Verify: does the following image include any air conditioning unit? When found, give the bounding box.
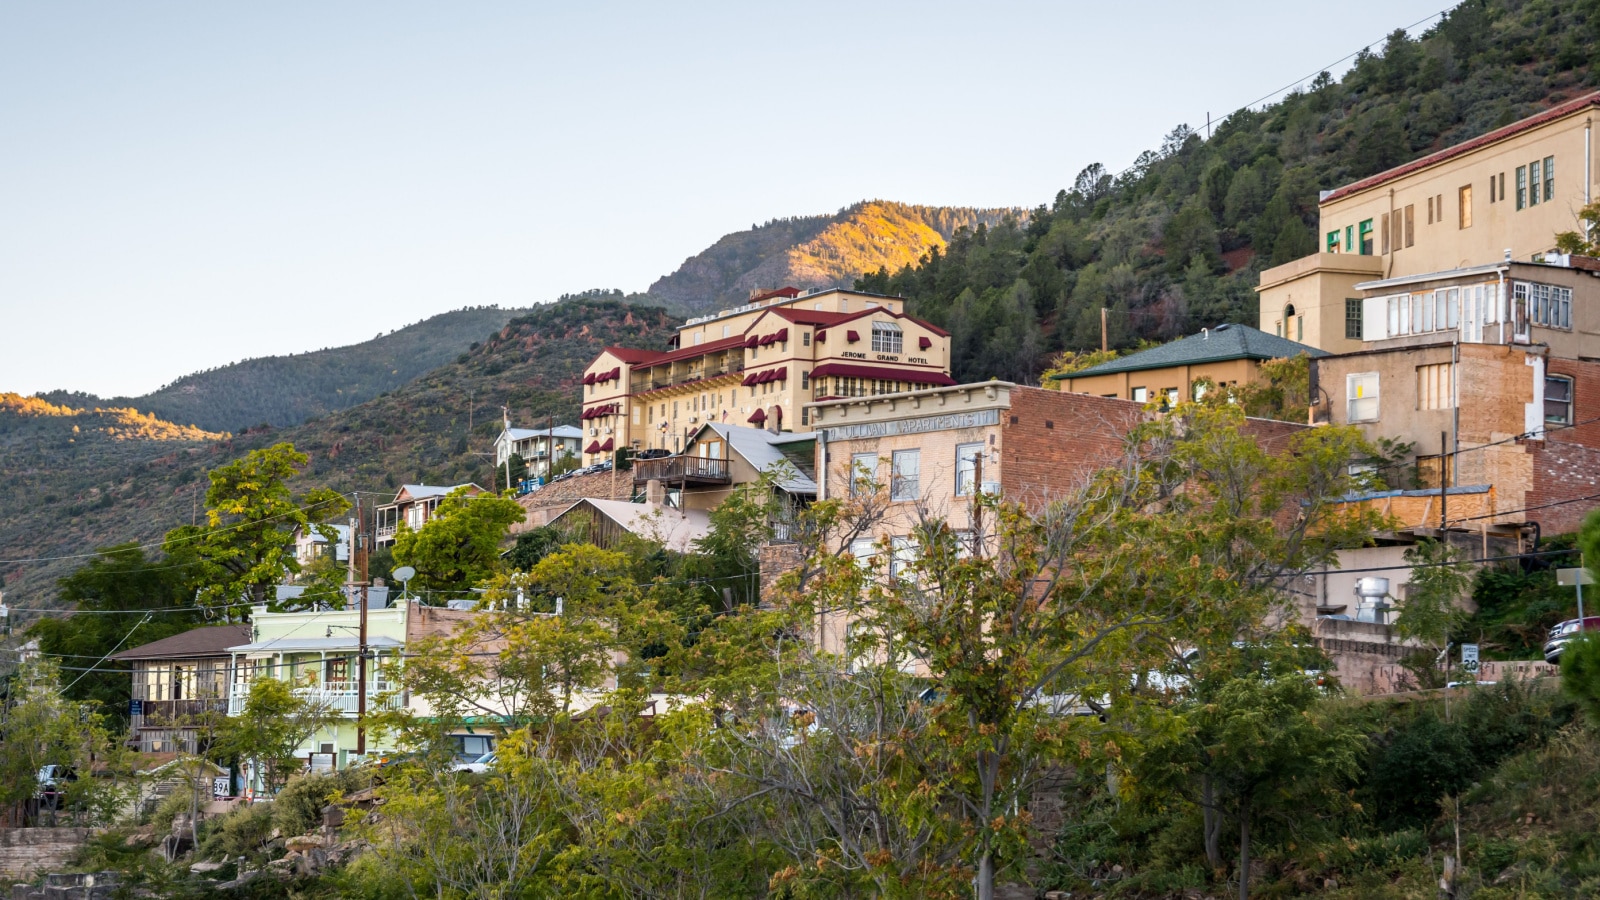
[604,427,614,435]
[980,481,1001,496]
[590,427,598,436]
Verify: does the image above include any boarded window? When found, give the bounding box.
[1458,185,1472,228]
[1417,363,1454,410]
[1404,205,1414,246]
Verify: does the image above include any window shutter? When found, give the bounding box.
[1363,296,1389,341]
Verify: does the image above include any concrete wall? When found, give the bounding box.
[0,829,96,881]
[1257,253,1385,355]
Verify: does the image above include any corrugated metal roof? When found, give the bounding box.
[697,423,819,494]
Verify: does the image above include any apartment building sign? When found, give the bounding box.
[822,408,1000,442]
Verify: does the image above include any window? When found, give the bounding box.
[1359,219,1374,254]
[722,325,730,338]
[1417,363,1454,410]
[1346,298,1363,339]
[1404,204,1414,246]
[633,407,640,425]
[849,537,876,567]
[1499,172,1506,202]
[1345,224,1354,254]
[1544,155,1555,202]
[693,331,703,345]
[1132,386,1148,403]
[1436,193,1443,219]
[850,453,877,496]
[1347,372,1379,422]
[1427,196,1434,224]
[890,449,920,501]
[955,442,984,496]
[871,321,903,354]
[802,331,811,347]
[1529,159,1542,206]
[1546,375,1574,425]
[1192,381,1208,400]
[801,371,810,389]
[1164,388,1181,408]
[1296,316,1303,341]
[1516,281,1573,329]
[1381,214,1390,254]
[1516,166,1527,209]
[890,536,916,580]
[1458,185,1472,228]
[1327,230,1340,253]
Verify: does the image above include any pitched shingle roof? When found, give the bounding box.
[111,624,252,661]
[1054,325,1325,379]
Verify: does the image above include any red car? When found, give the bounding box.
[1543,616,1600,663]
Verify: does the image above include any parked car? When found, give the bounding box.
[451,751,497,774]
[36,764,76,809]
[1543,615,1600,663]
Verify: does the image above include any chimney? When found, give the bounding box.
[646,479,665,506]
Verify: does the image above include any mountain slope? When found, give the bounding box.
[38,306,523,433]
[857,0,1600,386]
[0,299,677,609]
[649,200,1017,313]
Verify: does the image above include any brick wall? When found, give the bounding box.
[999,388,1147,505]
[0,828,96,880]
[1529,357,1600,535]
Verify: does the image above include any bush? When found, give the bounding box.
[1364,711,1476,828]
[272,768,369,837]
[197,802,275,864]
[1562,633,1600,726]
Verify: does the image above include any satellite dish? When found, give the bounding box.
[393,566,417,599]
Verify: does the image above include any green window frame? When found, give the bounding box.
[1544,155,1555,202]
[1516,166,1527,209]
[1345,225,1354,255]
[1358,219,1374,255]
[1529,160,1542,206]
[1327,230,1340,252]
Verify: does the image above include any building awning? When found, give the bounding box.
[741,372,758,386]
[846,330,860,343]
[585,441,601,453]
[747,409,767,424]
[809,363,957,385]
[599,438,614,452]
[918,336,933,350]
[815,330,826,343]
[227,636,405,655]
[759,333,775,346]
[777,327,789,342]
[581,408,594,419]
[745,335,760,348]
[583,372,597,385]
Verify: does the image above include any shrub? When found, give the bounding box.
[1562,633,1600,726]
[271,768,368,837]
[196,802,275,863]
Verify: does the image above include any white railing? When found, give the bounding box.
[375,524,397,540]
[228,681,403,716]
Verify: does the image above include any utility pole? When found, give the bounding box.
[502,406,513,493]
[1100,308,1108,353]
[1439,431,1448,534]
[547,413,554,483]
[356,495,369,757]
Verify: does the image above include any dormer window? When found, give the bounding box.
[871,321,903,354]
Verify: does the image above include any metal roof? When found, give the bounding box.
[227,635,406,654]
[1056,325,1326,379]
[695,423,819,494]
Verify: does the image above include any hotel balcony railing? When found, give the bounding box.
[633,363,747,393]
[633,455,732,485]
[228,680,404,717]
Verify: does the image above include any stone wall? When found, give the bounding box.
[0,829,96,881]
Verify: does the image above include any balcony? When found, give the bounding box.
[633,455,732,486]
[228,680,404,717]
[375,524,397,541]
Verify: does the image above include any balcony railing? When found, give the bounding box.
[375,524,397,541]
[633,455,732,485]
[228,680,403,717]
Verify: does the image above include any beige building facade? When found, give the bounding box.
[1261,91,1600,353]
[579,288,953,465]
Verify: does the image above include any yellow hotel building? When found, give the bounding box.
[1259,91,1600,354]
[579,287,953,464]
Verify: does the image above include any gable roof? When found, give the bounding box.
[392,483,481,503]
[598,346,667,365]
[551,499,712,552]
[1322,91,1600,203]
[689,423,819,494]
[1055,325,1326,379]
[111,624,252,661]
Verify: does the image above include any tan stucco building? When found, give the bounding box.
[579,288,953,465]
[1261,91,1600,354]
[1053,323,1324,402]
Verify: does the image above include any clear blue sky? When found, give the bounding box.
[0,1,1449,397]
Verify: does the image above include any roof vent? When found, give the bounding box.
[1214,323,1232,332]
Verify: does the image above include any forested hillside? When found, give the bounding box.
[650,200,1016,312]
[38,306,522,433]
[859,0,1600,384]
[0,299,676,609]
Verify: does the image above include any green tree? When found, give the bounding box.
[216,677,340,797]
[162,443,349,615]
[31,544,204,713]
[0,658,135,823]
[1395,539,1472,688]
[391,487,526,594]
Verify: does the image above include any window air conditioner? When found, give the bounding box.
[590,427,598,436]
[980,481,1001,496]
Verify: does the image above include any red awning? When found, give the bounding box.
[777,328,789,342]
[610,367,621,381]
[583,372,596,385]
[759,370,774,383]
[774,368,787,380]
[759,334,775,346]
[919,336,933,350]
[815,330,826,343]
[742,372,758,386]
[580,408,593,419]
[745,335,760,348]
[809,363,957,386]
[846,330,860,343]
[585,441,601,453]
[747,409,767,424]
[599,438,614,452]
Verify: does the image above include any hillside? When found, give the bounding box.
[0,299,677,609]
[858,0,1600,385]
[37,306,523,433]
[649,200,1017,313]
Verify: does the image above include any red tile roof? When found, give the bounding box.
[633,335,747,367]
[749,286,802,303]
[599,346,668,365]
[809,363,957,385]
[1322,91,1600,203]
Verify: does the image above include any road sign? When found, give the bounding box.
[1461,644,1480,672]
[1557,568,1595,587]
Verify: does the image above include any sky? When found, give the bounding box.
[0,1,1452,398]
